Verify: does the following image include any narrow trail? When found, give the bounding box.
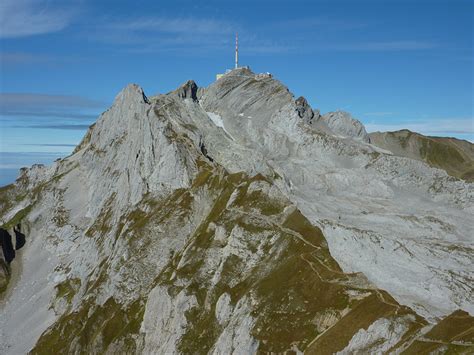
[374,289,401,310]
[416,337,474,347]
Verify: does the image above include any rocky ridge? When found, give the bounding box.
[0,68,473,354]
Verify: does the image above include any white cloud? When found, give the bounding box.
[0,0,77,38]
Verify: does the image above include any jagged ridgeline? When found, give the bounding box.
[0,68,473,354]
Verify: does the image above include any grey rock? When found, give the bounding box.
[174,80,198,101]
[0,67,473,355]
[295,96,316,124]
[319,110,371,142]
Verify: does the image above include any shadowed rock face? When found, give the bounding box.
[295,96,317,124]
[175,80,198,101]
[0,224,27,294]
[14,225,26,250]
[0,68,472,354]
[0,228,15,264]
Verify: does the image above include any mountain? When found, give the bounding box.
[1,68,473,354]
[370,130,474,182]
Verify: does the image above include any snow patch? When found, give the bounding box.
[207,112,234,140]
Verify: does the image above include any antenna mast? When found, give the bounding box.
[235,32,238,69]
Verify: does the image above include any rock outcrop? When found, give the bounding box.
[317,110,371,142]
[174,80,198,101]
[295,96,318,124]
[0,68,472,354]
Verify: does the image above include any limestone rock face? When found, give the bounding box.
[174,80,198,101]
[295,96,318,124]
[0,68,473,354]
[318,110,371,142]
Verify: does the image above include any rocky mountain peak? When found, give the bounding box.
[115,83,150,105]
[0,69,472,354]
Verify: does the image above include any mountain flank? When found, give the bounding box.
[370,129,474,181]
[0,68,473,354]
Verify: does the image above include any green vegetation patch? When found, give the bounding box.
[425,310,474,343]
[55,278,81,304]
[283,210,329,250]
[85,194,117,239]
[250,223,354,354]
[1,204,33,230]
[233,182,286,217]
[32,297,145,354]
[178,283,221,354]
[0,259,11,295]
[420,138,465,167]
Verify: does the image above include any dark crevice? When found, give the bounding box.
[199,138,214,163]
[0,228,15,264]
[177,80,199,102]
[14,224,26,250]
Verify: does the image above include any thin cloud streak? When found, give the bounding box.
[0,93,105,109]
[321,40,438,51]
[0,52,53,65]
[93,16,236,46]
[0,52,93,67]
[365,118,474,140]
[364,112,394,116]
[13,124,90,130]
[107,17,235,35]
[0,93,101,131]
[22,143,77,147]
[0,110,97,120]
[88,16,239,57]
[265,17,369,31]
[88,14,438,55]
[0,0,78,38]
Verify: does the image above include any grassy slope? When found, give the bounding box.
[369,130,474,181]
[1,161,472,353]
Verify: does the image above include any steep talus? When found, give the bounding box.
[0,68,473,354]
[370,129,474,182]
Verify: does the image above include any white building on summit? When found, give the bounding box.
[216,34,271,81]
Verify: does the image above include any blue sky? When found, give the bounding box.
[0,0,473,185]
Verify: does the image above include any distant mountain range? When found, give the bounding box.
[370,129,474,182]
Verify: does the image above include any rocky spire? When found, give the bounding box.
[174,80,198,101]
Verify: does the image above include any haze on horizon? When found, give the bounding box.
[0,0,472,186]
